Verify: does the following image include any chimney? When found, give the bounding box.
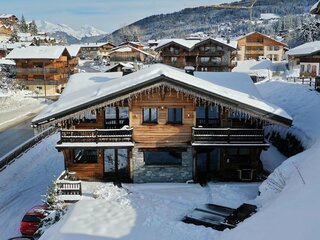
[184,66,195,76]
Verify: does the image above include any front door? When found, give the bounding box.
[104,148,130,182]
[196,148,220,183]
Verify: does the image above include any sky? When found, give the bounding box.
[1,0,235,33]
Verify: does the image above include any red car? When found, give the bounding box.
[20,205,47,236]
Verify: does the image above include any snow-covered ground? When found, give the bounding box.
[0,133,64,239]
[40,182,259,240]
[0,91,47,131]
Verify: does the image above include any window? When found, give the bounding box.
[196,106,220,127]
[228,110,246,121]
[301,65,305,73]
[168,107,182,124]
[307,64,311,73]
[142,107,158,123]
[200,46,216,53]
[82,110,97,123]
[211,57,222,65]
[73,149,98,164]
[199,57,210,64]
[144,150,182,165]
[170,46,179,55]
[171,57,177,65]
[226,148,251,164]
[105,107,129,128]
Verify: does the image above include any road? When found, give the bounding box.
[0,117,35,158]
[80,61,101,73]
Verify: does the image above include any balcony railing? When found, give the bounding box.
[192,127,265,144]
[16,68,68,74]
[60,128,133,143]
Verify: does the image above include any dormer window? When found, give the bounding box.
[170,46,180,55]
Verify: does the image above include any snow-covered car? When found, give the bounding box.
[20,205,47,236]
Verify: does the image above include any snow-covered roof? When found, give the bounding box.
[6,46,70,59]
[236,32,288,46]
[109,45,155,57]
[0,42,33,50]
[0,14,16,19]
[232,60,272,77]
[105,62,134,72]
[66,45,81,57]
[0,58,15,65]
[286,41,320,57]
[260,13,280,20]
[155,38,236,51]
[32,64,292,127]
[81,42,113,48]
[310,0,320,14]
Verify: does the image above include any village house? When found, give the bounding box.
[107,44,155,63]
[286,41,320,77]
[32,64,292,183]
[0,14,18,36]
[66,45,81,74]
[6,46,72,96]
[0,42,33,58]
[155,38,237,72]
[237,32,287,61]
[80,42,115,59]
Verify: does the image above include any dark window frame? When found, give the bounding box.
[143,150,182,166]
[73,148,98,164]
[142,107,158,124]
[225,147,251,165]
[167,107,183,124]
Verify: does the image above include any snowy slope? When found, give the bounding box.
[35,20,106,40]
[218,80,320,240]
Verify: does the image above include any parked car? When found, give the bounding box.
[20,204,47,236]
[8,237,35,240]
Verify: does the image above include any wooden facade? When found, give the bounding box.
[80,42,115,59]
[237,32,287,61]
[0,14,17,36]
[156,38,237,72]
[55,87,267,183]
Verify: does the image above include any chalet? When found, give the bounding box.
[32,64,292,183]
[118,41,145,49]
[66,45,81,74]
[155,38,237,72]
[104,62,134,73]
[286,41,320,77]
[310,1,320,15]
[80,42,115,59]
[107,45,155,63]
[0,42,33,58]
[6,46,72,95]
[237,32,287,61]
[0,14,17,36]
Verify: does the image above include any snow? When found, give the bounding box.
[217,80,320,240]
[33,64,292,127]
[0,42,33,50]
[0,14,15,18]
[260,145,287,173]
[0,58,15,65]
[310,1,320,14]
[260,13,280,20]
[6,46,68,59]
[66,45,81,57]
[286,41,320,56]
[35,20,106,40]
[0,133,64,239]
[0,92,47,131]
[40,182,259,240]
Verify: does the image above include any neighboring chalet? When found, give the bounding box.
[80,42,116,59]
[0,42,34,58]
[155,38,237,72]
[237,32,287,61]
[6,46,72,95]
[310,1,320,15]
[32,64,292,183]
[0,14,18,36]
[286,41,320,77]
[66,45,81,74]
[118,41,145,49]
[104,62,134,73]
[107,45,155,63]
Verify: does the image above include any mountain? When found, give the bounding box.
[35,20,107,44]
[101,0,318,43]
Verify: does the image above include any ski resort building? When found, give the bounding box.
[0,14,18,36]
[32,64,292,183]
[155,38,237,72]
[237,32,287,61]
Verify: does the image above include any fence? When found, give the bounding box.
[0,127,56,171]
[286,77,317,89]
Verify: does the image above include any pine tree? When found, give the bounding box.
[9,26,19,42]
[19,15,28,33]
[29,20,38,35]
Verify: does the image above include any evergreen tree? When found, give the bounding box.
[19,15,28,33]
[29,20,38,35]
[9,26,19,42]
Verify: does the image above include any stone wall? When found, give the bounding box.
[132,147,193,183]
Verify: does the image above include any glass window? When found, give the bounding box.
[226,148,251,164]
[228,110,246,120]
[168,108,182,124]
[171,57,177,65]
[73,148,98,164]
[170,47,179,55]
[211,57,222,64]
[200,57,210,64]
[196,106,220,127]
[142,108,158,123]
[144,151,182,165]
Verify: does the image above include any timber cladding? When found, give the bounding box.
[130,89,194,147]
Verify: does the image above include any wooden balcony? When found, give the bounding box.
[192,128,266,145]
[59,128,133,143]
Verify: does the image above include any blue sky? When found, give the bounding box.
[1,0,235,33]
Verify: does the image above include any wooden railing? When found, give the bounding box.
[192,128,265,143]
[60,128,133,143]
[56,180,82,196]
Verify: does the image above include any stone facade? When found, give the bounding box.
[132,147,193,183]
